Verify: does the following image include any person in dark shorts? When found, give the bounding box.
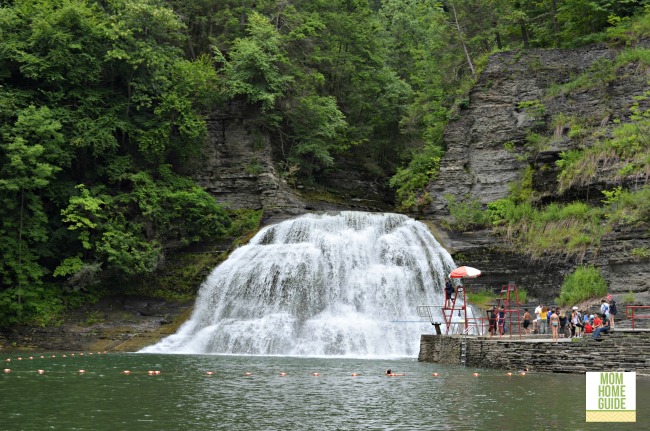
[445,278,454,308]
[522,309,531,335]
[488,306,497,336]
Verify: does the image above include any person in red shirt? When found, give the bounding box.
[593,315,602,328]
[584,322,593,334]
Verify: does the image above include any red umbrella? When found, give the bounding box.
[449,266,481,279]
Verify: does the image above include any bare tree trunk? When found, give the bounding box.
[550,0,559,43]
[451,2,475,78]
[520,20,530,49]
[18,187,24,303]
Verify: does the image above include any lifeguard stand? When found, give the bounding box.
[494,281,521,338]
[442,284,468,335]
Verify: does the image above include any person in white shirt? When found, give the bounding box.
[600,299,610,321]
[534,304,542,334]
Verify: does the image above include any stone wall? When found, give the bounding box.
[419,330,650,374]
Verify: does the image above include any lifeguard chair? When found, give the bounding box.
[442,283,468,335]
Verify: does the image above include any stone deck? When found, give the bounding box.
[418,329,650,374]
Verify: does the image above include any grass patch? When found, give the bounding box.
[467,289,498,308]
[557,266,608,306]
[622,290,636,305]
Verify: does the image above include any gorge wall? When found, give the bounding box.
[424,46,650,303]
[192,46,650,304]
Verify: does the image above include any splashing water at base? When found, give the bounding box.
[141,211,466,357]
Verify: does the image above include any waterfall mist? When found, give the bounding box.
[141,212,459,357]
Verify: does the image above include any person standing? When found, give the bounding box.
[498,305,507,335]
[571,308,582,338]
[523,309,532,335]
[445,278,454,308]
[550,310,560,342]
[600,299,610,322]
[539,306,549,335]
[534,303,542,334]
[609,296,617,329]
[488,306,497,337]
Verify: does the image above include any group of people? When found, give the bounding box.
[487,297,617,343]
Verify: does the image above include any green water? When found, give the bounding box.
[1,353,648,431]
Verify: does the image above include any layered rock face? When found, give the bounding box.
[426,46,635,213]
[425,46,650,302]
[184,100,306,223]
[187,100,392,224]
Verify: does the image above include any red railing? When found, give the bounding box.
[626,305,650,329]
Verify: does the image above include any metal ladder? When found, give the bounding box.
[460,328,468,366]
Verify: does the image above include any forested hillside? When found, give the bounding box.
[1,0,648,326]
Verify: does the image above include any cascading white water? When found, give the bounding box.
[141,211,462,357]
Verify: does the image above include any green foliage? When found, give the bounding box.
[225,209,263,239]
[0,0,233,325]
[215,12,292,112]
[390,143,444,211]
[622,290,636,304]
[558,266,608,306]
[490,197,607,260]
[631,246,650,259]
[509,166,533,203]
[555,87,650,193]
[604,186,650,227]
[518,99,546,126]
[285,95,349,172]
[517,288,528,304]
[444,194,488,231]
[466,289,498,308]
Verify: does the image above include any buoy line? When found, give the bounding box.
[2,353,528,379]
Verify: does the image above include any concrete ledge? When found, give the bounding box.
[418,330,650,373]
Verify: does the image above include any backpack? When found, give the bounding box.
[610,300,617,315]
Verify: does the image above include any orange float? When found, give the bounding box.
[431,373,439,377]
[3,369,10,373]
[205,371,215,376]
[244,372,252,376]
[121,370,131,375]
[311,372,320,376]
[279,372,287,377]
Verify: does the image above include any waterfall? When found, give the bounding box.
[141,211,461,357]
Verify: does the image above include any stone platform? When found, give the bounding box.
[418,329,650,374]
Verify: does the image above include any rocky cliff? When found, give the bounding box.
[425,46,650,302]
